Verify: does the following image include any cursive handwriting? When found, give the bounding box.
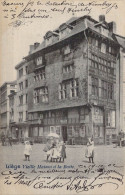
[1,0,119,27]
[1,165,123,193]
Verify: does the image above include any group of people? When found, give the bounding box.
[1,133,12,146]
[43,139,66,162]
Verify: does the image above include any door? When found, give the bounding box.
[62,126,67,142]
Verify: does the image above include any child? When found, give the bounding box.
[85,138,94,163]
[24,141,32,161]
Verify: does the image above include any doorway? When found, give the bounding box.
[62,126,67,142]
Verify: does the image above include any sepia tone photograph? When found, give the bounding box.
[0,0,125,194]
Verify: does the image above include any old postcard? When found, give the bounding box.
[0,0,125,194]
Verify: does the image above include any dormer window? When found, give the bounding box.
[59,23,73,39]
[36,56,42,66]
[44,31,59,46]
[64,45,71,55]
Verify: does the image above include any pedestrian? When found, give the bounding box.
[24,141,32,161]
[85,137,94,163]
[8,136,12,146]
[1,133,5,146]
[59,141,66,162]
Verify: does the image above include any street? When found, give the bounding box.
[0,144,124,195]
[0,143,124,169]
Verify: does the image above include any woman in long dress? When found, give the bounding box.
[85,138,94,163]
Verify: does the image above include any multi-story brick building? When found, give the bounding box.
[0,81,17,136]
[24,15,121,144]
[14,60,29,139]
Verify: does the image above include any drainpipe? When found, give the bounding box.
[84,26,94,137]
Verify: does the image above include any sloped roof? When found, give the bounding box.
[114,34,125,48]
[25,16,116,59]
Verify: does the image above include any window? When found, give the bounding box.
[19,82,23,90]
[80,125,86,137]
[25,80,28,88]
[19,68,23,78]
[80,107,89,120]
[94,126,100,137]
[34,90,39,104]
[19,112,23,122]
[63,64,74,73]
[108,83,114,99]
[91,77,98,96]
[34,68,45,81]
[92,38,98,47]
[26,111,28,120]
[106,110,116,127]
[25,94,28,103]
[40,87,48,102]
[101,43,106,53]
[34,87,48,103]
[64,45,70,55]
[59,83,67,100]
[25,66,28,74]
[101,80,107,98]
[19,95,23,105]
[69,79,79,98]
[36,56,42,66]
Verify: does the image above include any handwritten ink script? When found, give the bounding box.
[1,0,118,27]
[1,164,124,193]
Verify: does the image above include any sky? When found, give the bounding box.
[1,0,125,86]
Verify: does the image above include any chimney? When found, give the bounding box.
[108,22,116,34]
[29,45,34,54]
[99,15,105,23]
[34,42,40,49]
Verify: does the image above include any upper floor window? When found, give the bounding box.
[91,77,98,96]
[64,45,71,55]
[34,87,48,104]
[19,82,23,90]
[69,79,79,98]
[63,64,74,73]
[19,68,23,78]
[107,83,114,99]
[25,66,28,74]
[101,43,106,54]
[34,67,45,82]
[25,80,28,88]
[60,28,71,39]
[19,112,23,122]
[19,95,23,105]
[36,56,42,66]
[59,83,67,100]
[25,94,28,104]
[101,80,107,98]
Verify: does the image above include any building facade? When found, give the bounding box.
[24,15,120,144]
[14,60,29,140]
[0,81,17,136]
[115,34,125,133]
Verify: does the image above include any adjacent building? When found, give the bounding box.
[0,81,17,136]
[14,60,29,140]
[24,15,120,144]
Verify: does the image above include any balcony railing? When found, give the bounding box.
[28,117,89,125]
